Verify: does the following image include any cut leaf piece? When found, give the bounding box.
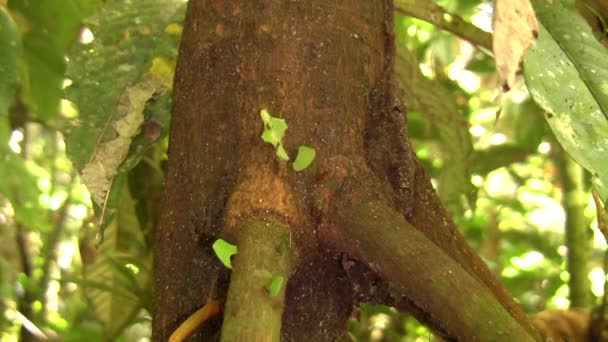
[292,145,315,171]
[268,275,284,297]
[212,239,237,269]
[260,108,272,125]
[276,145,290,161]
[260,109,288,147]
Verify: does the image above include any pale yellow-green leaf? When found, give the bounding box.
[276,145,290,161]
[149,57,176,89]
[292,145,315,171]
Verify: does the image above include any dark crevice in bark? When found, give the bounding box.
[281,248,356,341]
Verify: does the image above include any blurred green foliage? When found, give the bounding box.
[0,0,607,340]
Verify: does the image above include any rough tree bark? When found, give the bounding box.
[154,0,539,340]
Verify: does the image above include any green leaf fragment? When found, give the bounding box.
[269,118,288,140]
[260,110,288,147]
[268,275,284,297]
[260,108,272,125]
[261,123,287,147]
[292,145,316,171]
[212,239,237,269]
[276,145,290,161]
[260,108,291,160]
[261,130,277,146]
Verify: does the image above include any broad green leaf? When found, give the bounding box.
[21,33,65,120]
[212,239,237,269]
[65,0,184,171]
[268,275,284,297]
[524,0,608,196]
[9,0,86,48]
[292,145,316,171]
[0,9,20,116]
[7,0,92,120]
[0,116,10,154]
[81,179,152,340]
[64,0,185,232]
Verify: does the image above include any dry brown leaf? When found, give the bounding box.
[531,309,590,341]
[82,74,164,205]
[493,0,538,91]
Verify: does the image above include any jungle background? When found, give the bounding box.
[1,0,608,340]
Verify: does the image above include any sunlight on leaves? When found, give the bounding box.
[510,251,544,271]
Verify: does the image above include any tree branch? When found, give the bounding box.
[330,185,538,341]
[394,0,493,50]
[220,220,293,341]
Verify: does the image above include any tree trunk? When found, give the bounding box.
[154,0,539,340]
[553,144,591,308]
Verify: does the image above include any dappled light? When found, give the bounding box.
[2,0,608,340]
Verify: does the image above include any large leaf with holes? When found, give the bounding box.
[64,0,184,232]
[524,0,608,196]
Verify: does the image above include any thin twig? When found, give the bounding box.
[394,0,493,50]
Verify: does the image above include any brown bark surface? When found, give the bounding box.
[154,0,536,340]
